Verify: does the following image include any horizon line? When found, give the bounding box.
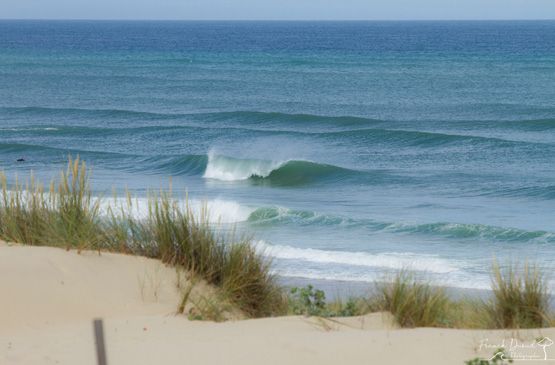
[1,18,555,22]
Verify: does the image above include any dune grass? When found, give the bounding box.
[0,172,46,246]
[0,156,285,318]
[52,158,103,253]
[290,264,552,330]
[477,258,552,329]
[367,259,553,329]
[0,158,103,252]
[372,270,450,328]
[131,188,285,317]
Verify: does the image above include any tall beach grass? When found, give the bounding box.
[367,260,553,329]
[0,160,103,252]
[373,269,450,327]
[0,157,285,317]
[478,258,552,329]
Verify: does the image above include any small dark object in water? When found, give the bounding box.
[14,158,25,162]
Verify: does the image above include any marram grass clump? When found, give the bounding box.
[373,269,450,328]
[52,157,103,253]
[131,189,285,317]
[477,258,552,329]
[0,156,285,318]
[0,157,102,252]
[0,171,47,246]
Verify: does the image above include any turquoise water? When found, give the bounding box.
[1,20,555,289]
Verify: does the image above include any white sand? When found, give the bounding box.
[1,242,554,364]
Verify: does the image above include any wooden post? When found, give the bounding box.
[93,319,107,365]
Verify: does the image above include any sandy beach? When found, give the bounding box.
[1,242,554,364]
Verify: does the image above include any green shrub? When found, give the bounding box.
[288,285,330,316]
[465,347,513,365]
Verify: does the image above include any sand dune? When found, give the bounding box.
[1,242,554,364]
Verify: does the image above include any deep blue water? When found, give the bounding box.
[1,20,555,289]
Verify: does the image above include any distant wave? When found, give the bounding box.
[391,222,555,243]
[3,107,555,146]
[504,118,555,131]
[484,185,555,200]
[248,206,359,227]
[4,106,554,130]
[248,205,555,243]
[322,127,555,148]
[1,106,381,127]
[0,142,76,155]
[202,153,357,185]
[0,142,127,161]
[195,110,385,130]
[1,122,551,152]
[1,106,176,120]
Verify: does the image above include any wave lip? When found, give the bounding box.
[202,153,357,186]
[203,153,283,181]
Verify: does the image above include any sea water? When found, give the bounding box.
[1,20,555,290]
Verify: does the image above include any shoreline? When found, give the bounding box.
[278,276,493,301]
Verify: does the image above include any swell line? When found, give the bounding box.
[248,206,555,243]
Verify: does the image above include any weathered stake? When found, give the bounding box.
[93,318,107,365]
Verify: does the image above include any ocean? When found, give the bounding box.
[1,20,555,291]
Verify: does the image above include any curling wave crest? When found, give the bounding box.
[202,153,356,185]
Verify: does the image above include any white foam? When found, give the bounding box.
[1,127,58,131]
[252,241,502,290]
[188,199,254,223]
[100,197,254,224]
[255,240,462,274]
[274,269,492,290]
[202,152,285,181]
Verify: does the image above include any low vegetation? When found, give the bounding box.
[287,284,371,317]
[0,156,553,328]
[465,348,514,365]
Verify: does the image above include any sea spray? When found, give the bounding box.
[203,153,283,181]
